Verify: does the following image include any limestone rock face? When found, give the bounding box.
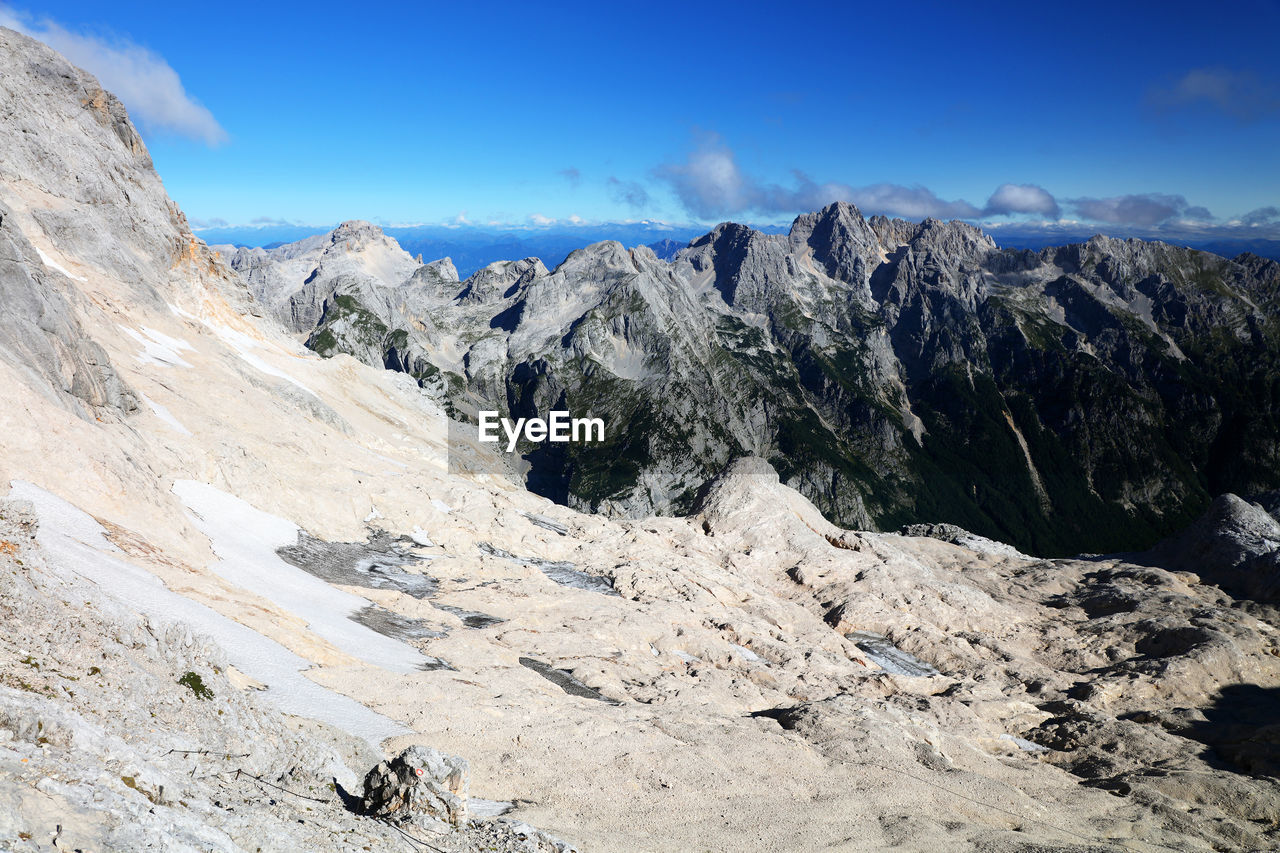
[1141,493,1280,603]
[0,26,253,422]
[361,745,470,828]
[0,27,249,312]
[0,202,138,418]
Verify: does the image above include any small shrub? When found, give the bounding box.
[177,671,213,700]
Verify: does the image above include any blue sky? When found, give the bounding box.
[2,0,1278,241]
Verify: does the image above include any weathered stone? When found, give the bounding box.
[360,745,470,828]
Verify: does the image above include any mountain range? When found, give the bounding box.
[222,210,1280,556]
[201,221,734,278]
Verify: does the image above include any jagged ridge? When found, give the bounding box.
[228,205,1280,556]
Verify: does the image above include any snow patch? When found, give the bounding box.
[848,631,940,677]
[202,321,317,396]
[8,481,407,745]
[140,395,191,435]
[173,481,430,675]
[34,245,87,282]
[120,326,194,368]
[1000,734,1049,753]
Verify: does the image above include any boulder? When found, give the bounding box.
[1141,493,1280,603]
[360,745,469,828]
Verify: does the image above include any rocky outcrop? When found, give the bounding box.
[0,203,137,418]
[1138,493,1280,604]
[0,26,253,421]
[0,27,249,310]
[360,745,470,828]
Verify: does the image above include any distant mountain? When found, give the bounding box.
[197,221,749,278]
[198,220,1280,276]
[646,238,688,260]
[987,223,1280,263]
[222,207,1280,556]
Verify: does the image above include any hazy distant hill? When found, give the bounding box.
[198,221,742,277]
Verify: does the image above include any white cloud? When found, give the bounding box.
[0,5,227,145]
[655,134,982,220]
[984,183,1060,218]
[842,182,980,220]
[1240,206,1280,226]
[655,135,758,219]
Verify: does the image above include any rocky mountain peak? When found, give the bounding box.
[909,216,997,259]
[458,257,546,303]
[688,220,755,253]
[422,256,460,283]
[0,26,208,296]
[322,221,412,264]
[330,220,386,244]
[790,201,886,287]
[556,240,633,274]
[867,214,920,248]
[789,201,867,238]
[0,26,257,420]
[0,27,153,185]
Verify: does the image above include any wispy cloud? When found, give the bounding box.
[1240,206,1280,226]
[0,4,227,145]
[651,136,1249,239]
[558,167,581,188]
[1149,67,1280,122]
[654,134,983,220]
[1067,193,1212,227]
[607,176,650,209]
